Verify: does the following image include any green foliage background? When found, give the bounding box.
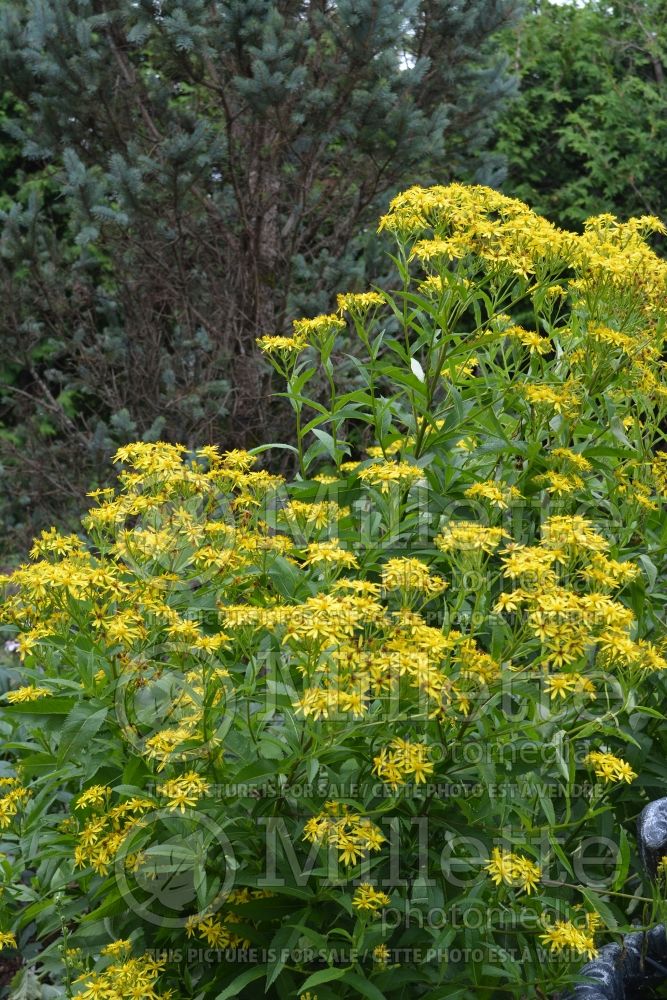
[495,0,667,228]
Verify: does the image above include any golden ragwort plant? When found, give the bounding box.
[1,183,667,998]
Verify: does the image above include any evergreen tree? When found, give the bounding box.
[0,0,518,546]
[496,0,667,228]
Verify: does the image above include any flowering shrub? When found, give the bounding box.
[1,184,667,998]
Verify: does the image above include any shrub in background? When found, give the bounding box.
[496,0,667,229]
[0,185,666,998]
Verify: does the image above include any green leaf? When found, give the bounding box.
[580,888,619,930]
[57,705,107,764]
[6,697,76,716]
[612,827,630,892]
[266,923,303,988]
[299,967,348,991]
[214,965,268,999]
[341,971,388,999]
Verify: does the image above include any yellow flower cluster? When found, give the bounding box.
[0,932,16,950]
[651,453,667,496]
[505,325,551,355]
[381,558,446,596]
[378,185,667,337]
[539,918,598,960]
[465,480,522,510]
[484,848,542,895]
[550,448,591,473]
[280,500,346,529]
[373,944,391,967]
[366,439,404,458]
[380,183,570,278]
[544,673,595,701]
[257,333,307,355]
[435,522,504,555]
[157,771,210,812]
[583,751,637,784]
[441,355,479,380]
[184,889,273,950]
[574,213,667,323]
[535,471,584,496]
[139,666,229,770]
[337,291,385,315]
[372,739,434,788]
[588,324,638,355]
[290,604,499,723]
[494,516,652,670]
[352,883,392,914]
[5,684,50,703]
[74,794,154,875]
[303,802,385,866]
[301,540,359,569]
[293,313,346,340]
[186,915,239,949]
[74,952,169,1000]
[0,779,30,829]
[357,461,425,493]
[3,181,667,996]
[521,381,581,417]
[75,785,112,810]
[30,526,85,560]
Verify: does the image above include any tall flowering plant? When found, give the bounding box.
[1,185,666,999]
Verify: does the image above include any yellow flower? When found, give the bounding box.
[352,883,392,914]
[455,435,478,451]
[257,333,307,355]
[373,740,434,789]
[0,784,30,829]
[74,952,169,999]
[196,915,231,948]
[465,481,522,510]
[157,772,211,812]
[493,591,525,613]
[381,558,447,596]
[301,541,358,569]
[441,355,479,379]
[539,919,597,960]
[505,325,551,355]
[5,685,51,703]
[584,751,636,784]
[521,381,581,417]
[292,314,346,340]
[550,448,592,472]
[541,515,608,554]
[436,522,504,555]
[100,939,132,957]
[281,500,343,529]
[357,461,425,493]
[373,944,391,967]
[545,673,595,701]
[536,471,584,496]
[484,847,541,894]
[337,291,385,315]
[75,785,112,810]
[302,803,385,867]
